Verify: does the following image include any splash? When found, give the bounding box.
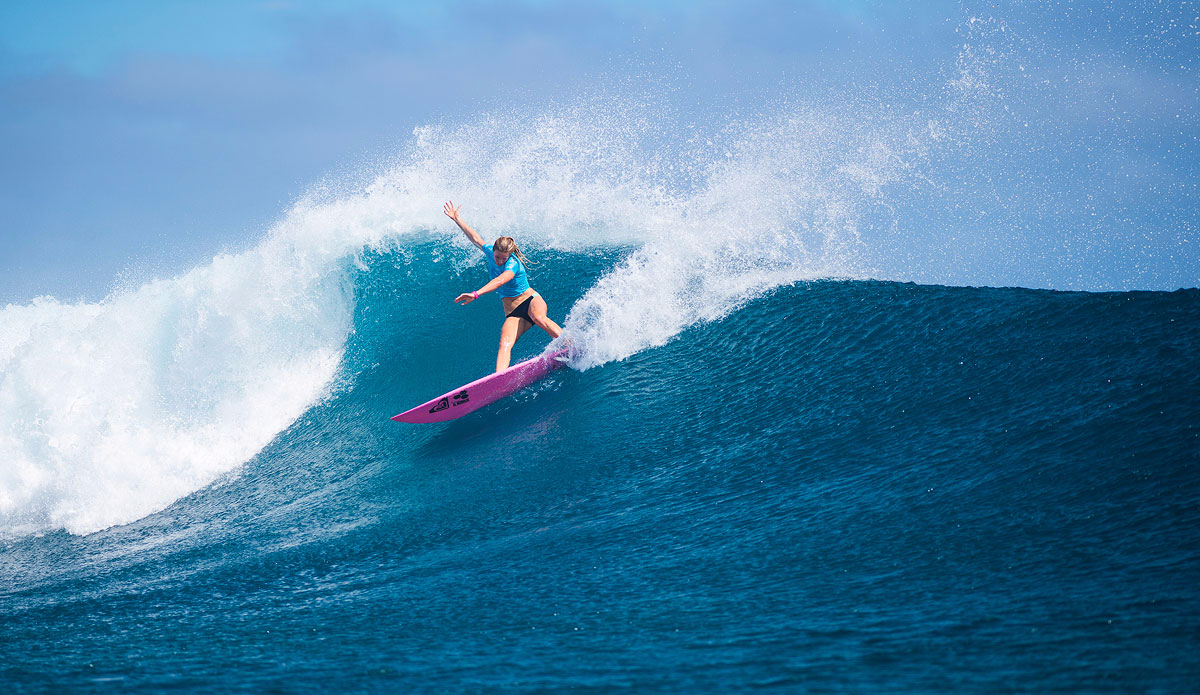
[0,236,355,537]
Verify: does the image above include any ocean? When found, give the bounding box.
[2,233,1197,691]
[2,76,1198,692]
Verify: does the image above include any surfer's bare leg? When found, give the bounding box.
[528,296,562,339]
[496,317,523,371]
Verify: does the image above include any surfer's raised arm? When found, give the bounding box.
[443,201,484,250]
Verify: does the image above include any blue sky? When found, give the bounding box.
[1,1,1196,299]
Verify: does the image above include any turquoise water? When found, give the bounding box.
[2,239,1197,692]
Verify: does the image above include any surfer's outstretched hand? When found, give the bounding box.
[443,201,462,222]
[454,292,476,305]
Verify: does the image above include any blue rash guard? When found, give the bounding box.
[481,244,531,298]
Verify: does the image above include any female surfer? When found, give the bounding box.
[444,201,564,371]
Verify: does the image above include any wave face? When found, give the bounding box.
[2,242,1198,691]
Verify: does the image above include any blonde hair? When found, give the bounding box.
[493,236,535,267]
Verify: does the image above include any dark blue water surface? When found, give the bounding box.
[3,246,1198,693]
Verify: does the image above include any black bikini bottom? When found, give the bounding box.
[506,295,535,322]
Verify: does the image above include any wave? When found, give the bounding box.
[2,18,1194,537]
[0,97,926,536]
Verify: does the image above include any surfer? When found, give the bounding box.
[444,201,564,371]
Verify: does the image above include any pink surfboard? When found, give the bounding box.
[391,348,569,423]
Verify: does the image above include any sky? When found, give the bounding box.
[0,0,1196,300]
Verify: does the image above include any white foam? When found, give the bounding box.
[0,234,357,536]
[559,109,916,367]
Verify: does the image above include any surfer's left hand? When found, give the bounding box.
[454,292,476,305]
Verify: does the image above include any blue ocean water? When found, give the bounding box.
[2,236,1198,691]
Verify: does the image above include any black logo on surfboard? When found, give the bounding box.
[428,391,469,414]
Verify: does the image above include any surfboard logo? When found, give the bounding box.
[425,392,468,414]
